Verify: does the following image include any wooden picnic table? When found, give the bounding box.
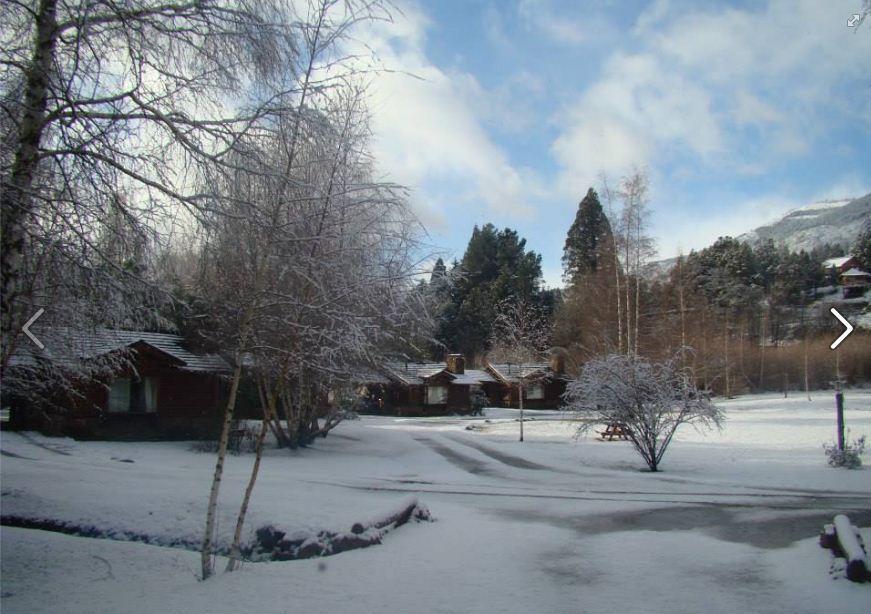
[599,423,629,441]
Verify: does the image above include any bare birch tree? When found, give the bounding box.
[617,169,654,357]
[489,297,550,442]
[1,0,335,372]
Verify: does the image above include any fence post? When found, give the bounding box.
[836,390,845,451]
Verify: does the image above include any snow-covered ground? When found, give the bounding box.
[2,391,871,613]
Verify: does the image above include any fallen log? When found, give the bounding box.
[819,523,836,550]
[832,514,869,582]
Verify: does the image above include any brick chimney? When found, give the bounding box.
[446,353,465,375]
[549,352,565,375]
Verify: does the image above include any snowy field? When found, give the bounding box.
[2,390,871,613]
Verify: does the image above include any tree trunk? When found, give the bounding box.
[633,212,641,357]
[1,0,59,374]
[614,250,623,354]
[701,310,709,391]
[201,353,245,580]
[519,378,524,442]
[724,316,731,399]
[804,334,811,401]
[623,214,632,357]
[759,310,766,391]
[677,259,686,368]
[625,275,632,357]
[226,418,269,572]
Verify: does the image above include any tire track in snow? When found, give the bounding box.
[14,432,73,456]
[498,505,871,550]
[0,449,36,460]
[306,479,871,511]
[412,436,505,478]
[445,435,554,471]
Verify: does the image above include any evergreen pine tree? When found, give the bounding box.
[853,219,871,270]
[430,257,447,282]
[436,224,544,361]
[562,188,613,286]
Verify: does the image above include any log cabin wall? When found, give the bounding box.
[8,344,227,440]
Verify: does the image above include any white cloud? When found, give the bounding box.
[653,195,799,259]
[550,0,871,205]
[731,91,782,126]
[552,116,651,198]
[551,51,721,198]
[518,0,615,47]
[348,4,536,222]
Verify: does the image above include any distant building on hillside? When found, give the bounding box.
[823,255,859,274]
[840,268,871,299]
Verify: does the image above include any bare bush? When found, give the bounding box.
[564,353,724,471]
[824,434,866,469]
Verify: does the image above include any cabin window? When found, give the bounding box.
[525,384,544,400]
[108,377,157,413]
[426,385,448,405]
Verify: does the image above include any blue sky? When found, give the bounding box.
[354,0,871,287]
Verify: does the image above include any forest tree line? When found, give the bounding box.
[419,175,871,395]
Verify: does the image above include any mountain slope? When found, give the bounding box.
[737,193,870,252]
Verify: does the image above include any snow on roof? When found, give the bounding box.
[384,362,447,385]
[382,363,495,386]
[10,328,230,373]
[824,256,854,268]
[350,367,391,385]
[449,369,497,385]
[841,268,870,277]
[486,362,551,384]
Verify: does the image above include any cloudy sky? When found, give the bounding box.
[356,0,871,287]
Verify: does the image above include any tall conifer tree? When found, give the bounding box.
[562,188,613,286]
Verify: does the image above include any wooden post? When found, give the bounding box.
[519,377,524,443]
[836,390,845,451]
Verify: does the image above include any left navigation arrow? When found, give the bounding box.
[22,308,45,349]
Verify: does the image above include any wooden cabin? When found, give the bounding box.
[357,352,569,415]
[841,268,871,299]
[483,353,568,409]
[824,256,860,275]
[6,329,230,439]
[361,354,496,416]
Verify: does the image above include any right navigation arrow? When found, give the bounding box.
[830,308,853,350]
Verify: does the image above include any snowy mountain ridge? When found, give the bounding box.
[737,193,870,252]
[648,193,870,277]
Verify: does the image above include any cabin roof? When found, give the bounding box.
[841,268,870,277]
[382,362,496,386]
[824,256,855,268]
[10,327,230,373]
[485,362,551,384]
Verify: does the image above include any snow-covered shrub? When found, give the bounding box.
[824,435,866,469]
[469,387,489,416]
[191,422,259,455]
[563,353,724,472]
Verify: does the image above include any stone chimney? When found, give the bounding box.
[549,351,565,375]
[446,353,465,375]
